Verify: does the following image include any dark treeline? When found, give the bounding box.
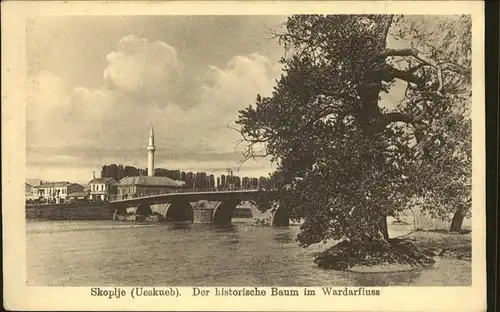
[100,164,283,191]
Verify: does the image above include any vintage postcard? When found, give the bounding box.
[2,1,486,311]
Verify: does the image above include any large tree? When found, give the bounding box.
[235,15,471,250]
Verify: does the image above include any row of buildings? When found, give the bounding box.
[26,124,185,203]
[26,175,184,203]
[25,181,87,203]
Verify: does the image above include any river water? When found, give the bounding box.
[26,219,470,286]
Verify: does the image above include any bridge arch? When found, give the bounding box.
[135,202,153,216]
[165,200,193,222]
[149,203,170,217]
[113,204,127,215]
[109,189,285,225]
[213,199,241,225]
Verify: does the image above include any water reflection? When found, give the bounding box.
[216,231,240,247]
[165,221,192,231]
[211,223,237,233]
[26,220,470,287]
[273,229,294,244]
[350,269,424,286]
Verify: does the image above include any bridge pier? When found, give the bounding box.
[193,201,215,224]
[113,202,157,221]
[271,203,290,226]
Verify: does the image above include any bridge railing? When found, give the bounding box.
[109,187,273,202]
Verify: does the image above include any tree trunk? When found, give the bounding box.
[449,206,465,232]
[379,216,389,241]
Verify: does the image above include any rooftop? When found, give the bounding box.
[88,177,119,185]
[34,181,81,188]
[67,191,88,197]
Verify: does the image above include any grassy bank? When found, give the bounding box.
[315,230,471,272]
[400,230,471,261]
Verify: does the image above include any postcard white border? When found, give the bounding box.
[2,1,486,311]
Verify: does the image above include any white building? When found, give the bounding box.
[87,177,119,201]
[32,181,84,203]
[25,183,38,201]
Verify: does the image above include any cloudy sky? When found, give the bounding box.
[26,16,289,183]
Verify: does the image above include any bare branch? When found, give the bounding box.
[378,48,470,97]
[236,144,269,171]
[226,123,270,144]
[439,62,470,75]
[227,122,271,171]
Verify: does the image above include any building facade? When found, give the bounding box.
[25,183,39,201]
[32,181,84,203]
[88,177,119,201]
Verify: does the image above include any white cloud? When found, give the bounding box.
[26,71,70,146]
[27,36,281,180]
[103,35,182,107]
[27,71,67,109]
[27,71,115,148]
[187,53,281,153]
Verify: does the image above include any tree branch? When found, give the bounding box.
[226,123,270,144]
[378,48,470,97]
[383,112,415,124]
[381,15,394,47]
[380,64,425,85]
[382,111,430,159]
[227,123,271,170]
[406,63,426,73]
[237,144,270,171]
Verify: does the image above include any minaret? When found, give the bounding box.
[147,123,155,177]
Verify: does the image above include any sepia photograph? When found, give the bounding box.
[2,1,486,311]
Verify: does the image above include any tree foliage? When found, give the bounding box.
[100,164,276,191]
[235,15,472,246]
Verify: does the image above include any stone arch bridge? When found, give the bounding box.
[109,190,289,226]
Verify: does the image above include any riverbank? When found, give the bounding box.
[315,230,472,272]
[399,230,472,260]
[26,202,113,220]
